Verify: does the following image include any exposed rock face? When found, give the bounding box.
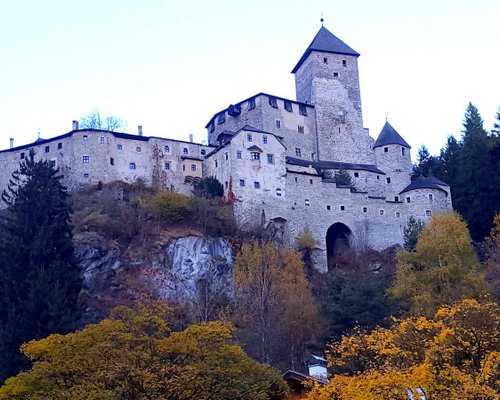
[76,236,234,321]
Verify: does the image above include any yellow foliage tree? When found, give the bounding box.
[308,299,500,399]
[0,304,288,400]
[389,212,491,316]
[233,240,320,370]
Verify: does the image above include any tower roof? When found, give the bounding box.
[373,121,411,149]
[292,26,360,73]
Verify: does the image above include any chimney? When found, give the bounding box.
[72,120,79,130]
[9,138,14,149]
[189,133,194,143]
[138,125,143,136]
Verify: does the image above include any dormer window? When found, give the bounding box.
[183,148,188,155]
[248,98,256,110]
[299,104,308,116]
[164,145,170,153]
[284,100,293,112]
[200,149,206,156]
[269,96,278,108]
[217,113,225,124]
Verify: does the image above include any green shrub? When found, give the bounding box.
[150,191,193,222]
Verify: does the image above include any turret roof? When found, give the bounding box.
[400,176,449,194]
[373,121,411,149]
[292,26,360,73]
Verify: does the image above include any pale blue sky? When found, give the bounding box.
[1,0,499,156]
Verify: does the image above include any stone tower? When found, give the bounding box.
[292,26,374,163]
[373,121,413,201]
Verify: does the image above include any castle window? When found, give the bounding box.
[386,177,391,184]
[240,179,245,187]
[298,125,305,133]
[406,197,411,203]
[20,152,24,159]
[333,72,339,77]
[426,210,432,217]
[200,149,206,156]
[395,196,399,202]
[275,120,281,129]
[299,104,308,116]
[384,147,388,153]
[58,142,63,150]
[136,146,141,153]
[267,153,274,164]
[377,175,380,179]
[183,148,188,155]
[312,152,316,160]
[225,181,228,188]
[284,100,293,112]
[354,172,359,178]
[276,188,282,196]
[305,199,310,206]
[225,152,228,161]
[309,179,313,184]
[396,212,401,218]
[100,136,105,144]
[182,165,185,171]
[254,181,261,189]
[380,209,384,216]
[248,98,256,110]
[217,113,225,124]
[129,162,136,170]
[83,173,89,179]
[295,148,301,157]
[251,152,260,161]
[117,144,123,150]
[82,155,90,164]
[110,157,114,166]
[402,147,406,156]
[237,151,242,159]
[247,134,253,142]
[164,162,170,171]
[327,205,331,210]
[191,164,196,171]
[294,177,298,182]
[342,60,347,67]
[340,205,345,211]
[209,123,215,133]
[45,145,49,153]
[428,194,433,201]
[83,135,88,141]
[263,135,268,144]
[363,207,367,212]
[323,57,328,64]
[164,145,170,153]
[269,96,278,108]
[215,160,218,168]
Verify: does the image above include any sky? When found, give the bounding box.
[0,0,499,157]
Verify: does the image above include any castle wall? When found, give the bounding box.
[374,144,413,200]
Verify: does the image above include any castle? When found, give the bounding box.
[0,26,452,271]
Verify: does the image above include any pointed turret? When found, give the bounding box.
[292,26,359,73]
[373,121,411,149]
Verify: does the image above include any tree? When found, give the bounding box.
[403,216,424,250]
[0,305,288,399]
[485,213,500,300]
[334,169,354,188]
[0,150,81,384]
[492,107,500,136]
[389,212,490,316]
[411,145,442,180]
[193,176,224,198]
[79,109,125,131]
[307,299,500,400]
[233,241,320,370]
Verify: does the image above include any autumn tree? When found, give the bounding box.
[307,299,500,400]
[0,150,81,383]
[233,241,320,370]
[389,212,490,316]
[0,304,288,399]
[485,213,500,300]
[79,109,125,131]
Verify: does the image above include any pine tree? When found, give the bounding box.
[0,150,81,383]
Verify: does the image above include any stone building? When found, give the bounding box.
[0,25,452,271]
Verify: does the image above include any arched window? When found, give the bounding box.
[164,145,170,153]
[183,148,188,155]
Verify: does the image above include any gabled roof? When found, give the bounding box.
[373,121,411,149]
[292,26,360,73]
[286,157,385,175]
[400,176,449,194]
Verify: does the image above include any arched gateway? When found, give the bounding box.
[326,223,352,267]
